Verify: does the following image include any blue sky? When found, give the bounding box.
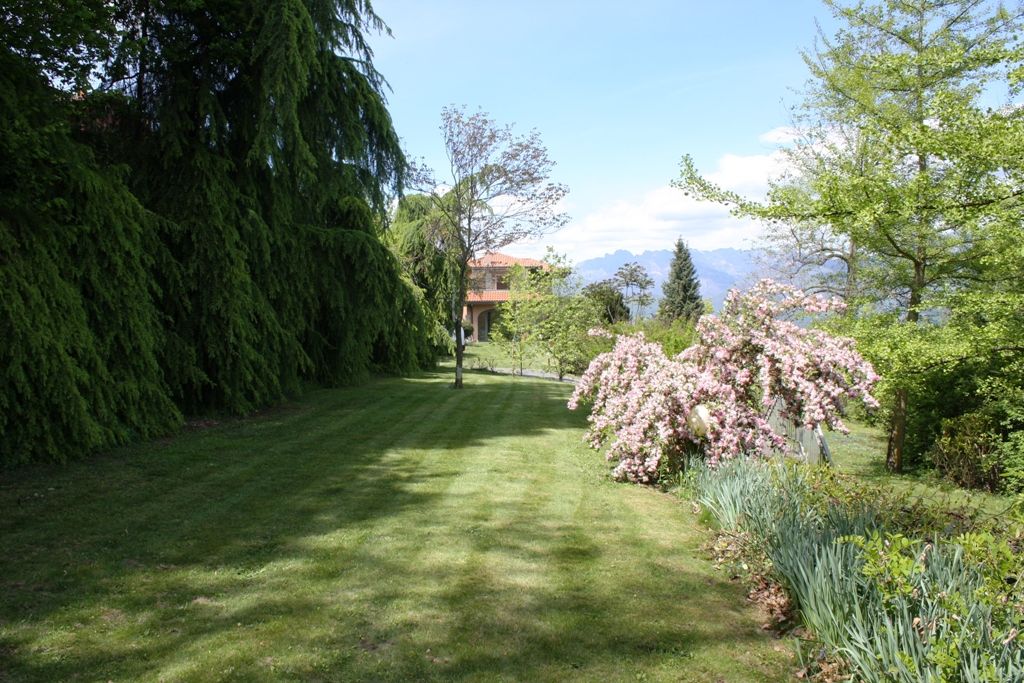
[369,1,840,260]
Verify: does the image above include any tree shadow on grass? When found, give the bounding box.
[305,512,787,682]
[0,371,787,681]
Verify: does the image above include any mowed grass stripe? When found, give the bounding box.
[1,371,794,682]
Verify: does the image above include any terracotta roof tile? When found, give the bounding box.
[468,252,545,268]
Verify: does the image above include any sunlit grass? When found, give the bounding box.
[1,370,793,682]
[459,341,550,374]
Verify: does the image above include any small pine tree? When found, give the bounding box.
[658,239,702,322]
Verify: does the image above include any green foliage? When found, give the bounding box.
[386,194,458,356]
[828,299,1024,478]
[828,313,976,464]
[492,264,542,376]
[531,252,603,379]
[610,317,698,357]
[2,1,433,465]
[980,359,1024,493]
[676,0,1024,473]
[582,279,630,324]
[535,294,603,379]
[304,200,432,384]
[841,531,1024,682]
[0,0,116,89]
[613,262,654,320]
[687,458,1024,682]
[998,434,1024,495]
[658,238,702,322]
[0,51,180,466]
[929,413,1002,492]
[492,254,603,379]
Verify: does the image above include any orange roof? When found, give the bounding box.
[468,252,545,268]
[467,290,512,303]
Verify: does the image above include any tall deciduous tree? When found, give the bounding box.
[677,0,1024,471]
[614,262,654,321]
[412,106,568,388]
[658,239,703,322]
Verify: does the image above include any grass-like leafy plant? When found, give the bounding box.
[688,457,1024,681]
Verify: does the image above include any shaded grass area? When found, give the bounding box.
[0,370,792,682]
[828,421,1014,516]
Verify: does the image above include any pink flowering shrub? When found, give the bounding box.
[569,280,880,483]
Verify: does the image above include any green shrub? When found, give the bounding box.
[610,317,696,357]
[999,432,1024,494]
[983,373,1024,494]
[929,413,1003,491]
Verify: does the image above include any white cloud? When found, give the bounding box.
[758,126,801,144]
[707,150,788,198]
[510,140,792,262]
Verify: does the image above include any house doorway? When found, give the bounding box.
[478,308,499,342]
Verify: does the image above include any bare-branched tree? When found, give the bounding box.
[410,106,568,388]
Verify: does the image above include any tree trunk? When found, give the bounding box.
[888,54,928,473]
[454,336,464,388]
[886,262,924,472]
[452,263,468,389]
[452,308,464,388]
[887,388,909,472]
[844,239,858,305]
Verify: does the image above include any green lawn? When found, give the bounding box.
[0,370,792,682]
[460,341,550,375]
[828,421,1014,516]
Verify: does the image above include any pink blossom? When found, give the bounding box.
[569,280,878,482]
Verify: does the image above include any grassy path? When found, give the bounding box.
[1,371,792,681]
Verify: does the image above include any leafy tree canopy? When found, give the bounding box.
[675,0,1024,472]
[583,280,631,324]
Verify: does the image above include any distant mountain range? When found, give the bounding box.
[575,247,764,311]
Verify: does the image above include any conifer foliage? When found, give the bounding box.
[1,1,431,466]
[658,238,703,322]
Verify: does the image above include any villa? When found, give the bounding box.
[463,252,545,342]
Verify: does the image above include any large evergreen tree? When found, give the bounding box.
[386,195,459,355]
[658,239,703,322]
[98,0,416,410]
[1,0,432,465]
[0,49,180,466]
